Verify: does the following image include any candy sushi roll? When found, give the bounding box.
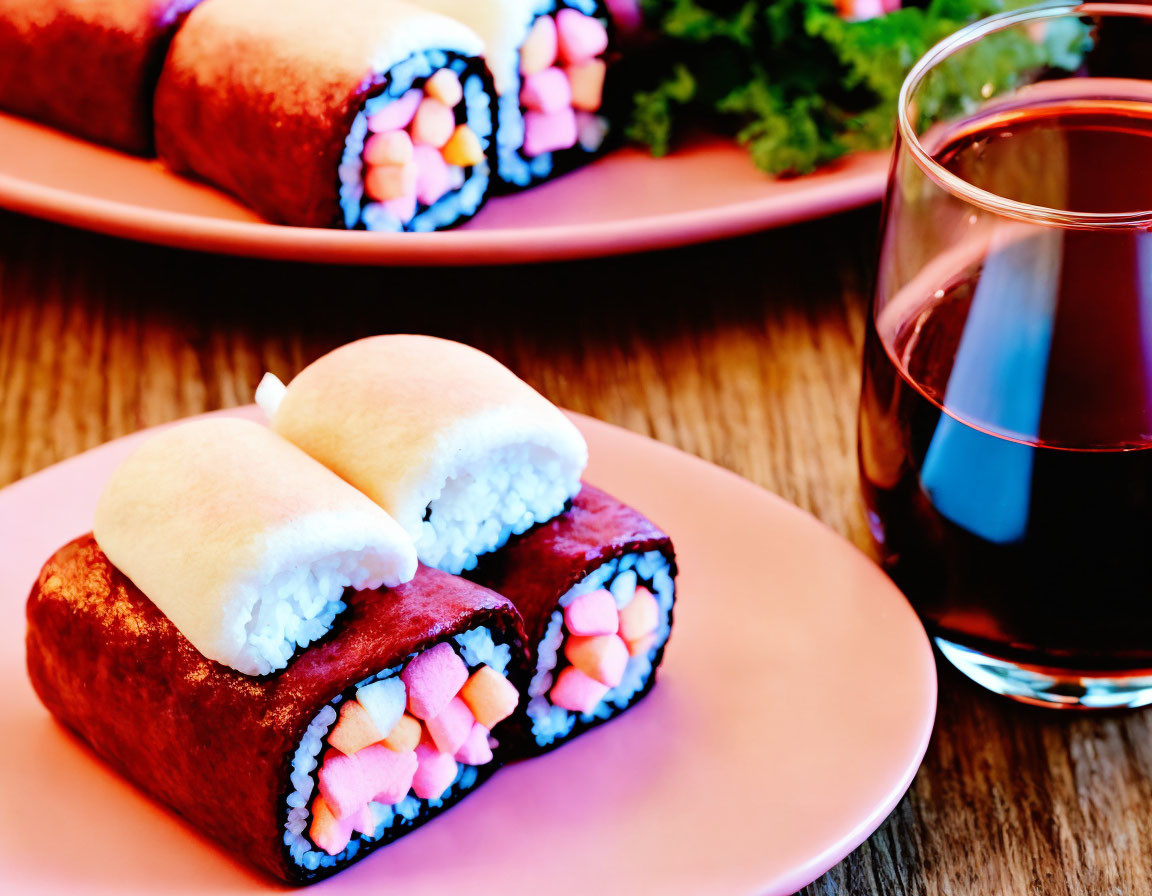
[257,335,588,575]
[413,0,616,190]
[94,417,418,675]
[153,0,495,232]
[27,540,528,883]
[471,484,676,755]
[0,0,203,153]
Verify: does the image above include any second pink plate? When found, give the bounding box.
[0,112,888,265]
[0,408,935,894]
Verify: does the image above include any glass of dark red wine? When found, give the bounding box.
[859,3,1152,708]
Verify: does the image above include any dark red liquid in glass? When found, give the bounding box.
[860,102,1152,672]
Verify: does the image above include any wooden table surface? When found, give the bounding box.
[3,206,1150,896]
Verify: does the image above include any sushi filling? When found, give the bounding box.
[417,443,581,575]
[497,1,612,188]
[526,550,674,747]
[283,626,520,872]
[339,51,492,232]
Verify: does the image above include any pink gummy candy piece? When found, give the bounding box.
[350,803,377,838]
[565,634,629,688]
[316,751,368,821]
[522,107,577,157]
[401,642,469,720]
[454,722,493,766]
[564,588,619,636]
[413,143,450,206]
[367,89,422,133]
[357,743,418,805]
[550,665,610,714]
[383,194,416,224]
[520,67,571,114]
[556,10,609,65]
[412,742,459,801]
[425,696,475,755]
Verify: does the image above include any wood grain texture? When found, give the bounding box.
[2,207,1150,895]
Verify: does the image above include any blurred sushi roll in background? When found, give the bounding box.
[0,0,204,153]
[153,0,496,232]
[257,335,588,575]
[471,484,676,754]
[412,0,616,190]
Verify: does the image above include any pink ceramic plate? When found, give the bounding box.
[0,112,888,265]
[0,408,935,895]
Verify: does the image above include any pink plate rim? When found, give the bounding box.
[0,111,889,265]
[0,407,936,895]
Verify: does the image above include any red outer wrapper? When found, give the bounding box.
[470,483,677,755]
[0,1,200,153]
[152,3,370,228]
[152,1,493,229]
[25,535,529,884]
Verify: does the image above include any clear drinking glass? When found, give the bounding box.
[858,3,1152,708]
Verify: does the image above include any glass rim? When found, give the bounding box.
[897,1,1152,230]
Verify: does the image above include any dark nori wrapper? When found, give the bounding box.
[470,483,676,756]
[25,535,529,885]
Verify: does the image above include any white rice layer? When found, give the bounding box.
[283,625,509,871]
[417,442,581,574]
[241,550,393,677]
[526,550,675,746]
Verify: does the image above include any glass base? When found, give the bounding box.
[936,638,1152,709]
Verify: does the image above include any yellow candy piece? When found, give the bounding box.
[441,124,485,168]
[381,713,422,753]
[425,68,464,107]
[328,700,382,756]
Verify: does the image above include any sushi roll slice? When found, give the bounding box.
[471,483,676,755]
[0,0,203,153]
[26,539,528,883]
[93,417,418,675]
[153,0,495,232]
[412,0,616,190]
[257,335,588,575]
